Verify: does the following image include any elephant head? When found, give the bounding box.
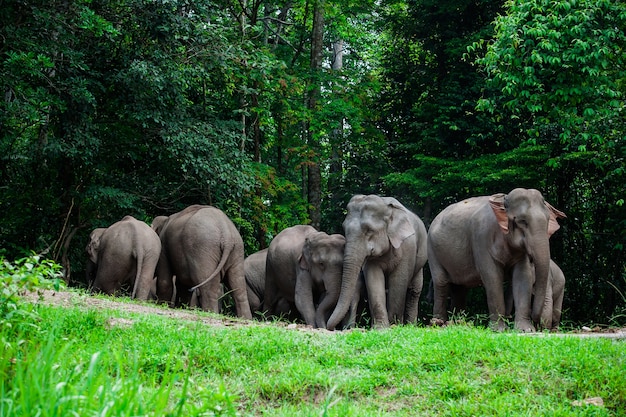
[489,188,566,324]
[86,228,106,264]
[297,232,346,328]
[151,216,169,235]
[328,195,416,328]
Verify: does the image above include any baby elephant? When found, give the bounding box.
[86,216,161,299]
[296,232,347,329]
[264,226,354,328]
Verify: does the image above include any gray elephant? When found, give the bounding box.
[151,205,252,319]
[326,195,428,330]
[263,225,317,321]
[428,188,566,332]
[296,231,347,328]
[244,248,268,314]
[505,259,565,331]
[86,216,161,299]
[264,226,350,328]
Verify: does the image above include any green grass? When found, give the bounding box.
[1,295,625,416]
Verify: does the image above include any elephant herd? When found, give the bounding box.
[86,188,567,332]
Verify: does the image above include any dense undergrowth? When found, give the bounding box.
[1,257,625,416]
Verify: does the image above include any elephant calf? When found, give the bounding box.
[86,216,161,299]
[263,226,352,329]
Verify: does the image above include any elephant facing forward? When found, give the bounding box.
[86,216,161,299]
[506,259,565,331]
[152,205,252,319]
[327,195,428,330]
[428,188,566,332]
[263,226,351,328]
[296,231,348,328]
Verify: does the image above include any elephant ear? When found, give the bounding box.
[298,238,312,271]
[545,202,567,237]
[86,228,105,263]
[489,193,509,234]
[386,201,415,249]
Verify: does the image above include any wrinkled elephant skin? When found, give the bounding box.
[505,259,565,331]
[327,195,428,330]
[152,205,252,319]
[86,216,161,300]
[428,188,566,332]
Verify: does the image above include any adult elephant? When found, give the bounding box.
[263,225,317,322]
[326,195,428,330]
[86,216,161,299]
[151,205,252,319]
[428,188,566,332]
[505,259,565,331]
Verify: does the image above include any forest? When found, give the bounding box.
[1,0,624,326]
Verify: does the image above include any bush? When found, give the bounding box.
[0,254,65,326]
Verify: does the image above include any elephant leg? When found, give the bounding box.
[197,278,221,313]
[551,270,565,331]
[364,264,389,328]
[428,254,451,325]
[404,268,423,325]
[511,260,535,332]
[156,257,174,306]
[224,262,253,319]
[134,254,159,301]
[295,271,316,326]
[540,284,554,331]
[386,271,409,325]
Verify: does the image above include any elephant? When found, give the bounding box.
[428,188,566,332]
[263,226,352,328]
[326,195,428,330]
[244,248,268,314]
[85,216,161,299]
[263,225,317,322]
[296,231,347,328]
[505,259,565,331]
[151,205,252,319]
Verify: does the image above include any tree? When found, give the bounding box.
[473,0,626,323]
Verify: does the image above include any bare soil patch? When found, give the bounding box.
[22,290,626,338]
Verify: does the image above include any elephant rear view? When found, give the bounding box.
[244,248,268,314]
[263,225,317,321]
[86,216,161,299]
[152,205,252,319]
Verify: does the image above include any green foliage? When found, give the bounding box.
[0,255,64,326]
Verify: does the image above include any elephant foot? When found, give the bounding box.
[430,318,446,327]
[489,319,509,332]
[514,319,536,333]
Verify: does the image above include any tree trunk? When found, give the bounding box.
[306,0,324,230]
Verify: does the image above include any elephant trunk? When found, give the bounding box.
[530,236,551,324]
[326,243,364,330]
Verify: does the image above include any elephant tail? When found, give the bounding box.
[189,245,232,292]
[131,250,144,299]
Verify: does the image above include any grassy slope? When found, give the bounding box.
[2,299,625,416]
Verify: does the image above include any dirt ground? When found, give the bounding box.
[22,290,626,338]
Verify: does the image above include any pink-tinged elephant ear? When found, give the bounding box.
[489,193,509,234]
[546,202,566,237]
[387,202,415,249]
